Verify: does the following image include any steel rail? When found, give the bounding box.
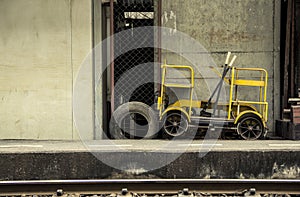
[0,179,300,194]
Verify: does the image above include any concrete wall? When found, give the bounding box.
[0,0,93,139]
[161,0,281,133]
[0,0,281,139]
[2,149,300,180]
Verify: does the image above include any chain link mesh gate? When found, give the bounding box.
[113,0,155,109]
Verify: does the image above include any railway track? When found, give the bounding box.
[0,179,299,196]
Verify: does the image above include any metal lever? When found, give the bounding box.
[225,51,231,65]
[229,55,237,67]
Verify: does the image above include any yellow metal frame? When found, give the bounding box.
[157,63,194,120]
[227,67,268,123]
[161,106,191,122]
[233,110,266,127]
[158,62,268,126]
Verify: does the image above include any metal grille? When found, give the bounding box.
[113,0,155,108]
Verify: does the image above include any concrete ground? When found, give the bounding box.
[0,139,300,153]
[1,139,300,180]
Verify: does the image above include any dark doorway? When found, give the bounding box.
[295,1,300,91]
[280,0,300,112]
[113,0,155,109]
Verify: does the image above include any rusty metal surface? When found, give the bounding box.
[0,179,300,195]
[283,0,292,110]
[290,0,295,98]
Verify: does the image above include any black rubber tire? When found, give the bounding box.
[109,102,158,139]
[162,111,189,139]
[236,114,265,140]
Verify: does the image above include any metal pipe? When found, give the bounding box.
[212,65,229,116]
[157,0,162,94]
[91,0,96,138]
[202,53,234,113]
[202,67,230,112]
[110,0,114,113]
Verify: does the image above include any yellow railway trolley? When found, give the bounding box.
[157,52,268,140]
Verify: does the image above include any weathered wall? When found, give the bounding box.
[0,0,281,139]
[0,0,93,139]
[161,0,281,133]
[1,150,300,180]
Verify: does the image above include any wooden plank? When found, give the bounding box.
[284,108,291,113]
[292,105,300,124]
[283,108,291,120]
[289,98,300,102]
[288,97,300,103]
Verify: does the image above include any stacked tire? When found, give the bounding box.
[109,102,158,139]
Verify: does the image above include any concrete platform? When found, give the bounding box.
[1,140,300,180]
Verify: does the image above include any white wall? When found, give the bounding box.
[0,0,93,140]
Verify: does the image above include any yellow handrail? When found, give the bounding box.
[158,63,195,118]
[228,67,268,122]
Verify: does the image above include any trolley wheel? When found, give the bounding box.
[162,111,189,139]
[237,114,264,140]
[109,102,158,139]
